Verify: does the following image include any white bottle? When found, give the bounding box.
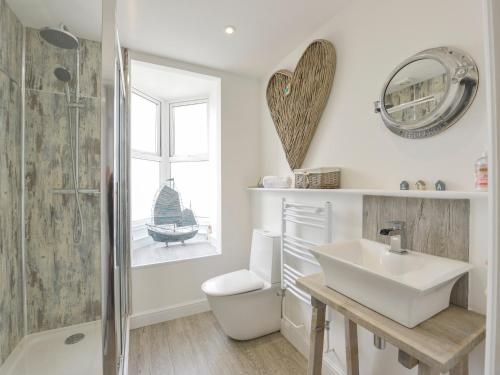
[474,152,488,191]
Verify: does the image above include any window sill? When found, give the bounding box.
[132,239,220,269]
[131,251,221,270]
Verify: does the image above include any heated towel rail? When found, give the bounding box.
[281,199,332,305]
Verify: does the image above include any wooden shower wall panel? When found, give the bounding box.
[24,28,102,333]
[362,196,470,308]
[0,0,23,365]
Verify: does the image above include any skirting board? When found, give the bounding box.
[130,299,211,329]
[281,318,345,375]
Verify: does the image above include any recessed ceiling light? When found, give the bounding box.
[224,26,235,35]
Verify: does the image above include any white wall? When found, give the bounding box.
[254,0,489,374]
[130,52,262,321]
[261,0,487,192]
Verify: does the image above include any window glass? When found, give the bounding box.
[131,92,159,153]
[172,103,208,156]
[131,158,160,221]
[170,161,210,220]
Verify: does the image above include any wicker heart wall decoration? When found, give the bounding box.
[266,39,336,170]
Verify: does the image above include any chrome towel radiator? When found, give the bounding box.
[281,199,332,305]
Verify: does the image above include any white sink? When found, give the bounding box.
[310,239,473,328]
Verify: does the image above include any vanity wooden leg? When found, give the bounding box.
[344,318,359,375]
[450,357,468,375]
[398,350,419,369]
[308,297,326,375]
[418,363,440,375]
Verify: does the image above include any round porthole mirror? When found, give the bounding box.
[374,47,478,139]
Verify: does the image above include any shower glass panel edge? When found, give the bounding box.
[101,0,129,374]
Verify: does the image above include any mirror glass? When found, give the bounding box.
[384,59,447,124]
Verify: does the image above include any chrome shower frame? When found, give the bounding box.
[101,0,130,373]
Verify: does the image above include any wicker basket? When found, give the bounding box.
[294,167,341,189]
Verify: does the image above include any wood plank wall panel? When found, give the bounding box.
[0,0,24,365]
[362,196,470,308]
[24,27,101,333]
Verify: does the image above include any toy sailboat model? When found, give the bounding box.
[146,179,198,246]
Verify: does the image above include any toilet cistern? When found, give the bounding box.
[379,220,407,254]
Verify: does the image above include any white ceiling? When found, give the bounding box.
[119,0,347,77]
[131,60,217,101]
[7,0,102,42]
[8,0,349,77]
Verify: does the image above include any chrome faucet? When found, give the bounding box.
[379,221,407,254]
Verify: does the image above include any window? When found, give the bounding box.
[130,83,217,264]
[170,101,208,158]
[130,60,221,266]
[170,161,210,220]
[169,100,210,224]
[131,158,160,221]
[131,96,211,226]
[131,91,160,154]
[130,90,161,223]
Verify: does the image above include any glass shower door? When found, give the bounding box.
[116,47,130,373]
[101,0,130,373]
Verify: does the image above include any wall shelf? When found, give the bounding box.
[247,187,488,200]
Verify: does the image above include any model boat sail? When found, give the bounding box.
[146,180,198,246]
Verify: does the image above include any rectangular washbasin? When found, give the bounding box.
[310,239,473,328]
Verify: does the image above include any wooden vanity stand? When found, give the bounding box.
[297,273,486,375]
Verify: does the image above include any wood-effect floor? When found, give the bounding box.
[128,312,307,375]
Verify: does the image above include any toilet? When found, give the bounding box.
[201,229,282,340]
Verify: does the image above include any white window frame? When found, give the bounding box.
[131,89,164,227]
[168,98,210,223]
[169,98,209,162]
[131,89,162,157]
[131,95,211,230]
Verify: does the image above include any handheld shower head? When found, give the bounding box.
[54,67,72,103]
[54,66,71,83]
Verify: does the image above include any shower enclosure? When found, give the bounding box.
[0,0,128,374]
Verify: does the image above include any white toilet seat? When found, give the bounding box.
[201,269,265,297]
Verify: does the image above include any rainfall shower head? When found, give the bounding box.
[54,66,71,82]
[39,24,79,50]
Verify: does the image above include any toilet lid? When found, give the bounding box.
[202,269,265,297]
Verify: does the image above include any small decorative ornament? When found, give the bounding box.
[416,180,427,190]
[400,180,409,190]
[435,180,446,191]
